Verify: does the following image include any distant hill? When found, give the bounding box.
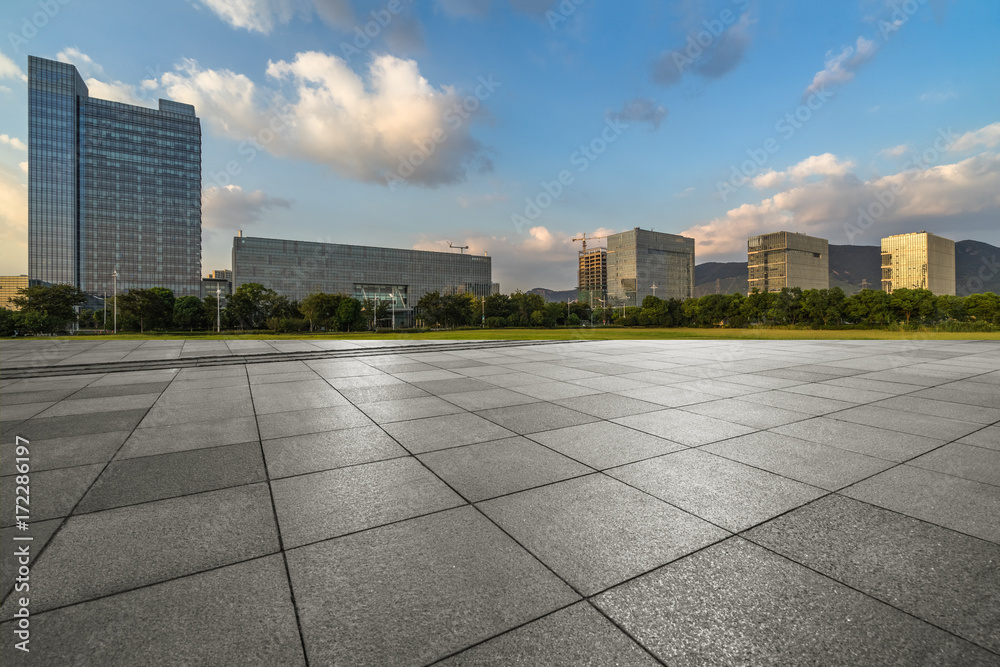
[528,287,578,303]
[539,239,1000,300]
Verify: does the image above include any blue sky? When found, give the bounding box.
[1,0,998,291]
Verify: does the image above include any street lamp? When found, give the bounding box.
[111,270,118,334]
[216,286,221,333]
[650,284,658,299]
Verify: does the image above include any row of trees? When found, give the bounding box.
[3,283,999,336]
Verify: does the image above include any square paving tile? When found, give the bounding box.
[681,398,811,429]
[380,412,516,454]
[437,602,658,666]
[336,383,430,404]
[419,437,592,501]
[257,405,374,439]
[475,403,600,435]
[76,443,266,513]
[745,494,1000,653]
[1,464,104,527]
[737,390,855,416]
[1,518,62,596]
[703,431,894,490]
[842,464,1000,544]
[868,395,1000,425]
[117,416,260,459]
[608,449,826,532]
[285,506,578,666]
[594,537,994,666]
[509,381,605,401]
[0,430,129,475]
[958,425,1000,451]
[251,389,350,415]
[479,475,726,595]
[0,484,278,619]
[550,393,665,420]
[907,443,1000,487]
[616,385,719,408]
[263,426,407,477]
[830,405,981,441]
[443,387,540,411]
[35,393,160,418]
[770,417,945,462]
[528,421,684,470]
[271,457,464,548]
[410,377,497,395]
[613,409,755,447]
[357,396,465,423]
[0,556,305,666]
[12,409,149,441]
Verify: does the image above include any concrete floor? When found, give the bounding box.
[1,338,998,665]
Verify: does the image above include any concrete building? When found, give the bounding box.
[747,231,829,293]
[606,228,694,306]
[881,231,956,295]
[578,248,607,307]
[28,56,202,298]
[232,236,494,327]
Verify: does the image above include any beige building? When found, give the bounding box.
[0,276,32,310]
[578,248,607,305]
[880,232,955,295]
[748,232,829,293]
[607,228,695,305]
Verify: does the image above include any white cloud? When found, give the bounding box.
[684,151,1000,259]
[652,9,756,87]
[751,153,855,189]
[950,122,1000,152]
[0,51,26,82]
[0,164,28,274]
[203,184,293,230]
[161,51,491,187]
[0,135,27,152]
[57,48,150,106]
[18,161,28,173]
[0,85,10,94]
[803,36,877,98]
[919,90,957,103]
[607,97,668,131]
[880,144,908,158]
[194,0,309,33]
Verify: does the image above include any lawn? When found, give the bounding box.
[34,327,1000,342]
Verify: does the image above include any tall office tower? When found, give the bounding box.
[606,228,695,305]
[747,231,829,293]
[28,56,202,297]
[578,248,607,305]
[880,231,956,295]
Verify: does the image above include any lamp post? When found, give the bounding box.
[216,286,221,333]
[111,270,118,334]
[391,287,396,330]
[651,284,658,299]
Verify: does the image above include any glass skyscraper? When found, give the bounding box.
[606,228,695,305]
[28,56,202,297]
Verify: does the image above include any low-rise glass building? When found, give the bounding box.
[232,236,494,326]
[881,231,955,295]
[606,228,694,306]
[747,231,829,293]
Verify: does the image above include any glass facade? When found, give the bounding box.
[881,232,956,296]
[747,231,829,293]
[28,56,202,298]
[0,276,46,310]
[232,236,494,326]
[606,228,694,305]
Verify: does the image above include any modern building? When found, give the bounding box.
[0,276,41,310]
[201,270,233,299]
[232,236,494,327]
[578,248,607,306]
[747,231,829,293]
[606,228,694,305]
[28,56,202,298]
[881,231,956,295]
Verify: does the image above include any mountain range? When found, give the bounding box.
[530,240,1000,301]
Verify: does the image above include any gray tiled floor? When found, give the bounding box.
[1,338,998,665]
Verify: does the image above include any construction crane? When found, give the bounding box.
[448,242,468,254]
[572,232,607,254]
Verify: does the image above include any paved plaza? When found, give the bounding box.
[1,338,998,665]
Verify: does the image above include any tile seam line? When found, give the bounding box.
[246,363,311,667]
[0,372,176,608]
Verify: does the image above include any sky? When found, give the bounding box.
[0,0,998,291]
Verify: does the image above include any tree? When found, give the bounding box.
[117,288,174,333]
[10,283,88,332]
[965,292,1000,325]
[300,292,339,332]
[845,289,891,326]
[174,296,206,331]
[332,297,364,332]
[0,308,15,336]
[441,293,477,327]
[226,283,278,330]
[889,288,935,325]
[417,291,444,327]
